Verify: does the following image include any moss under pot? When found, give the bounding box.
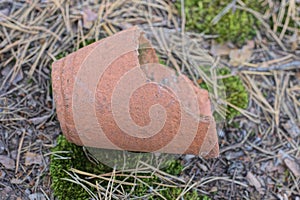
[50,135,211,200]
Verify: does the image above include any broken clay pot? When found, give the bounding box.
[52,26,219,158]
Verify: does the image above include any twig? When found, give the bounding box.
[220,130,252,153]
[237,61,300,72]
[15,130,26,174]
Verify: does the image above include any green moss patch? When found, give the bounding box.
[50,135,210,199]
[200,67,248,119]
[50,135,111,200]
[177,0,264,45]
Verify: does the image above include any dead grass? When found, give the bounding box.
[0,0,299,199]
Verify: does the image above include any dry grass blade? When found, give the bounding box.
[235,5,287,51]
[61,170,100,200]
[69,168,137,186]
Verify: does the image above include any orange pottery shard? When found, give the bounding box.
[52,26,219,158]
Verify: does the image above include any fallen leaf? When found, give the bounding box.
[1,67,10,76]
[282,120,300,138]
[245,40,255,49]
[284,158,300,177]
[277,150,293,166]
[82,8,97,29]
[229,48,252,66]
[210,42,231,56]
[229,41,254,67]
[25,152,43,166]
[29,115,49,125]
[0,155,15,170]
[247,171,263,193]
[209,186,218,192]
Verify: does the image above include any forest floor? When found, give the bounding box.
[0,0,299,199]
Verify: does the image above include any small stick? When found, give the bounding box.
[15,130,26,174]
[237,61,300,72]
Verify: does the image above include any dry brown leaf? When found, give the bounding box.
[282,120,300,138]
[210,42,231,56]
[24,152,43,166]
[229,41,254,67]
[0,155,15,170]
[82,8,98,29]
[246,171,263,193]
[29,115,49,125]
[229,48,252,66]
[284,158,300,177]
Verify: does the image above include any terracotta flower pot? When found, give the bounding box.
[52,26,219,158]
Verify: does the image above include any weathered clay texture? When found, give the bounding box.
[52,26,219,158]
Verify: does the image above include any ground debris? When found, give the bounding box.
[28,193,46,200]
[284,158,300,177]
[282,120,300,138]
[229,41,254,67]
[11,178,23,184]
[246,171,263,194]
[82,8,98,29]
[0,155,15,170]
[25,152,43,166]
